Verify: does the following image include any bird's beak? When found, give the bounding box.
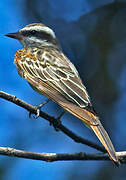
[5,32,22,40]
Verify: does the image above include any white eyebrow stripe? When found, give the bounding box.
[20,26,56,38]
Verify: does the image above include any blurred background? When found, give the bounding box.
[0,0,126,179]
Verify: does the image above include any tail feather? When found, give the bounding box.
[56,100,120,166]
[90,117,120,166]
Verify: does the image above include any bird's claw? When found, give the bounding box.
[50,111,65,131]
[29,99,50,119]
[29,106,41,119]
[50,118,61,132]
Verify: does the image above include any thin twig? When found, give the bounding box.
[0,90,105,152]
[0,146,125,163]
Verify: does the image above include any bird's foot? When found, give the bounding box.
[29,99,50,119]
[50,111,65,131]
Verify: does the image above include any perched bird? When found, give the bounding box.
[6,23,119,165]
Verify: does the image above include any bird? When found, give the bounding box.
[6,23,120,165]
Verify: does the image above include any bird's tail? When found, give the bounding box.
[88,115,120,166]
[64,103,120,166]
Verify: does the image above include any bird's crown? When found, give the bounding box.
[19,23,56,39]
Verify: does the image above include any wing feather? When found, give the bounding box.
[15,48,91,108]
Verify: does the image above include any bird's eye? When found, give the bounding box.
[31,30,36,35]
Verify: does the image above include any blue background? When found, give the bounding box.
[0,0,126,179]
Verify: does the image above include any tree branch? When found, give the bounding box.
[0,146,125,163]
[0,90,106,153]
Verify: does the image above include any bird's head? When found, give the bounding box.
[6,23,60,50]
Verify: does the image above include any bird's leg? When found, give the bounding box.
[29,99,50,118]
[57,110,65,120]
[50,110,66,131]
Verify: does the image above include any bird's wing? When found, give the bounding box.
[14,47,91,109]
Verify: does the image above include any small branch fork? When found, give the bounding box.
[0,90,124,163]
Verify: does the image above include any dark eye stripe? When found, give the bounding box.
[21,30,53,40]
[21,31,29,36]
[20,30,60,49]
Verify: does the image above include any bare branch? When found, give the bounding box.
[0,90,106,152]
[0,146,125,163]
